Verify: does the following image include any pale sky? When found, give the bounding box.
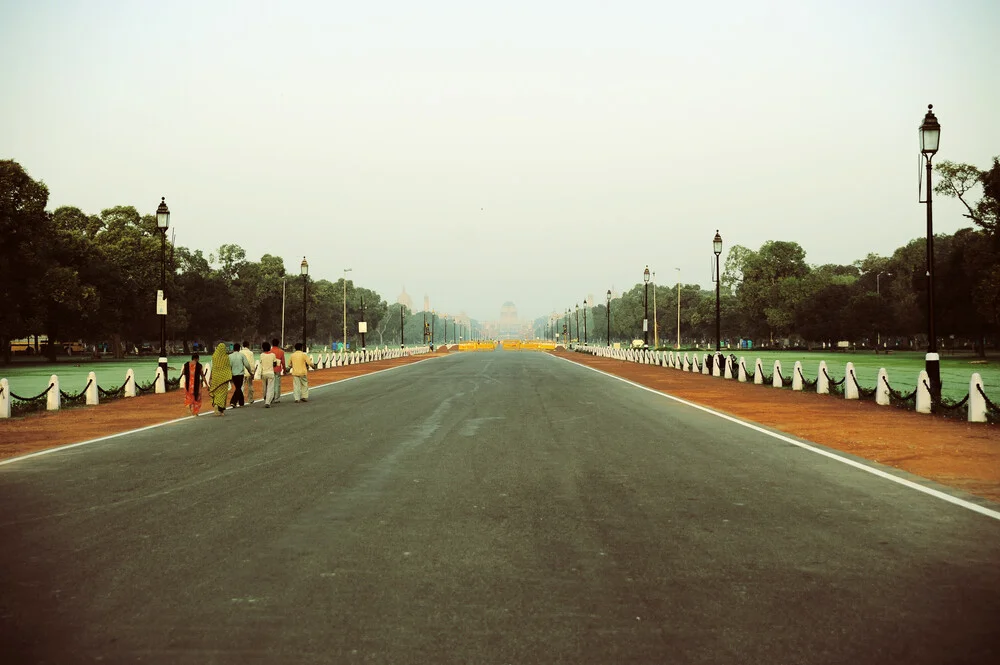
[2,0,998,322]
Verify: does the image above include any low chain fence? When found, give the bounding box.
[572,345,997,424]
[4,370,179,418]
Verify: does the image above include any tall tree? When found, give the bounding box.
[0,161,52,362]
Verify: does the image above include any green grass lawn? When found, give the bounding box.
[4,349,998,404]
[0,357,197,400]
[1,347,357,401]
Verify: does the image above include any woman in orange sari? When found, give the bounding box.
[181,353,205,415]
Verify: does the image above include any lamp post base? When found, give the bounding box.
[925,352,941,408]
[156,357,168,394]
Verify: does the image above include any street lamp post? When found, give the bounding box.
[920,104,942,405]
[444,314,448,345]
[300,257,309,349]
[675,267,681,350]
[606,289,611,347]
[360,295,366,351]
[400,304,405,348]
[583,297,588,344]
[342,268,352,351]
[643,266,650,347]
[575,303,580,344]
[876,271,892,350]
[155,197,170,388]
[713,231,723,356]
[652,271,658,348]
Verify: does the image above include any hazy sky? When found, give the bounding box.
[3,0,998,322]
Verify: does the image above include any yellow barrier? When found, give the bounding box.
[455,341,558,352]
[496,340,557,351]
[458,342,497,352]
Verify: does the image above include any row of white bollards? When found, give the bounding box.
[1,346,430,418]
[577,345,989,423]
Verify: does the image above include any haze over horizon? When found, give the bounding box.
[2,0,998,322]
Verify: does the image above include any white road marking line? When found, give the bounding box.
[0,359,433,467]
[555,355,1000,522]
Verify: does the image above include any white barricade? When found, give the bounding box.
[876,368,890,406]
[86,371,99,405]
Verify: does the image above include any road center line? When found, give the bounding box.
[554,354,1000,522]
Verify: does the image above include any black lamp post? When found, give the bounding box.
[155,197,170,385]
[300,257,309,349]
[606,289,611,347]
[360,294,366,351]
[423,310,427,344]
[575,303,580,344]
[400,304,405,348]
[713,230,723,352]
[583,297,588,344]
[876,271,891,350]
[920,104,942,405]
[643,266,650,347]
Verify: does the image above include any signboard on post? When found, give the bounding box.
[358,322,368,334]
[156,290,168,315]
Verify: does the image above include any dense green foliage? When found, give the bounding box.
[0,160,416,361]
[535,156,1000,354]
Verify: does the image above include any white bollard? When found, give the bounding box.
[0,377,9,418]
[754,358,764,385]
[792,361,803,391]
[817,361,829,395]
[204,363,213,387]
[683,353,690,371]
[701,354,709,375]
[47,374,60,411]
[876,368,890,406]
[85,371,99,406]
[155,364,166,394]
[738,357,747,382]
[772,360,783,388]
[712,353,722,377]
[968,373,987,423]
[915,370,932,414]
[724,355,734,379]
[125,369,136,397]
[844,362,859,400]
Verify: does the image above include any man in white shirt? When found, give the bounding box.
[240,340,256,403]
[259,341,277,408]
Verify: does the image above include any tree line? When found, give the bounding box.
[3,156,997,360]
[537,156,1000,354]
[1,159,446,362]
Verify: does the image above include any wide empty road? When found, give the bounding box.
[2,351,999,664]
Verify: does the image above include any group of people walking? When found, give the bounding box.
[180,338,317,416]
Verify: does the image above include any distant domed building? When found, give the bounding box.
[500,301,518,325]
[396,287,413,311]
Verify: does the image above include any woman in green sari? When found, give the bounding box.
[208,343,234,416]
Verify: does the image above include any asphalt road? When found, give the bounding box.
[1,351,999,664]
